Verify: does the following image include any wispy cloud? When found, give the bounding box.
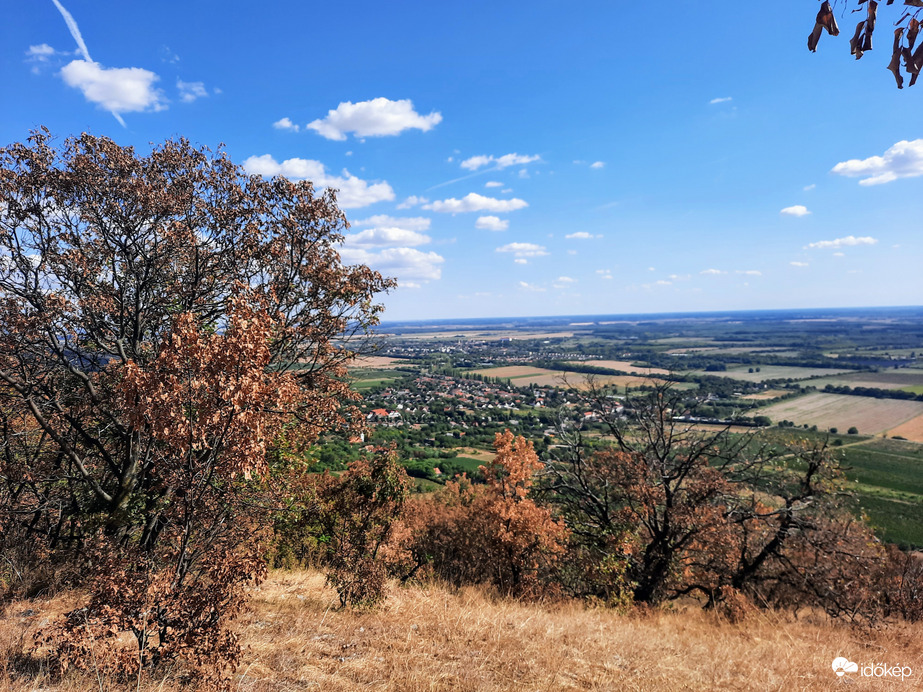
[790,261,809,267]
[460,153,540,171]
[177,80,207,103]
[805,235,877,250]
[700,268,726,275]
[709,96,732,104]
[589,161,605,169]
[565,231,601,239]
[51,0,91,61]
[780,205,811,217]
[496,242,548,259]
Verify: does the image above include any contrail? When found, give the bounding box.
[50,0,127,127]
[50,0,92,62]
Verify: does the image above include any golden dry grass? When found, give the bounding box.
[4,570,923,691]
[888,413,923,443]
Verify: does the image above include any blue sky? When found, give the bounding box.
[3,1,922,321]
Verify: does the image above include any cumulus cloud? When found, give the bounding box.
[460,153,540,171]
[424,193,527,213]
[590,161,605,169]
[339,246,444,282]
[397,195,428,209]
[790,261,809,267]
[552,276,577,289]
[831,139,923,186]
[352,215,430,231]
[177,80,207,103]
[700,268,725,275]
[565,231,600,239]
[306,97,442,140]
[475,216,509,231]
[780,205,811,217]
[668,274,692,281]
[60,60,166,115]
[242,154,394,208]
[273,117,300,132]
[805,235,878,250]
[709,97,732,104]
[344,227,431,248]
[496,242,548,259]
[518,281,546,292]
[485,181,503,188]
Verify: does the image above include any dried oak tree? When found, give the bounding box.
[0,129,393,683]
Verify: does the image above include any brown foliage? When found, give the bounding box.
[394,431,568,598]
[0,130,393,682]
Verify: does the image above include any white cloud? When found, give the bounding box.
[590,161,605,169]
[496,242,548,259]
[306,97,442,140]
[668,274,692,281]
[735,270,762,276]
[51,0,91,61]
[344,227,431,248]
[805,235,878,250]
[565,231,600,239]
[700,268,725,275]
[780,205,811,217]
[352,215,430,231]
[242,154,394,209]
[596,269,613,280]
[273,117,300,132]
[803,183,816,191]
[396,195,428,209]
[518,281,546,292]
[654,280,672,286]
[475,216,509,231]
[831,139,923,186]
[514,258,528,265]
[26,44,57,61]
[339,246,444,282]
[177,80,207,103]
[424,193,527,213]
[790,261,809,267]
[552,276,577,289]
[485,181,503,188]
[59,60,166,114]
[833,252,845,257]
[460,153,540,171]
[709,97,733,104]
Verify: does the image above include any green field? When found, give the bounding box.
[836,438,923,547]
[690,365,856,383]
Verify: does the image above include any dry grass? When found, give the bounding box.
[4,570,923,690]
[888,413,923,443]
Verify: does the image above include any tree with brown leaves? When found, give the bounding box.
[0,129,393,684]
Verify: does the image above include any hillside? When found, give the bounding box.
[4,570,922,691]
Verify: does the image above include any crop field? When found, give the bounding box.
[739,389,788,401]
[691,365,856,383]
[808,369,923,391]
[837,438,923,547]
[757,392,923,434]
[888,414,923,443]
[566,360,672,375]
[470,365,669,390]
[349,355,407,369]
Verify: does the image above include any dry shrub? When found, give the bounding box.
[394,431,568,598]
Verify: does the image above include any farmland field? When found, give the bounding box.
[757,392,923,434]
[470,365,671,390]
[889,414,923,443]
[350,355,407,369]
[808,369,923,391]
[690,365,856,383]
[565,360,671,375]
[837,438,923,547]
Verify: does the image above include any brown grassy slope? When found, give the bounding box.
[4,569,923,691]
